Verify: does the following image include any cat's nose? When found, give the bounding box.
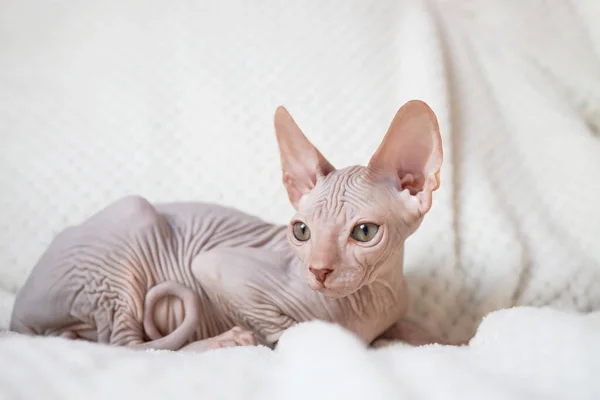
[309,267,333,284]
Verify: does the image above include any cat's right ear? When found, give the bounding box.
[274,106,335,210]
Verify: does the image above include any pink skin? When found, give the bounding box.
[10,100,448,351]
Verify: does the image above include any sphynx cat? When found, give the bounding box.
[10,100,444,351]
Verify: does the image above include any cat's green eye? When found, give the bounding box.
[292,221,311,241]
[350,223,379,242]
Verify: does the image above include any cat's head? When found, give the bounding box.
[274,100,443,298]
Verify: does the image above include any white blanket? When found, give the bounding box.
[0,305,599,399]
[1,0,599,398]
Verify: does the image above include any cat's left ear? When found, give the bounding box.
[368,100,443,214]
[274,106,335,209]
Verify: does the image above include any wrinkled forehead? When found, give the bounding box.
[298,166,390,222]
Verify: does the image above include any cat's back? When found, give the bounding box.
[154,201,289,251]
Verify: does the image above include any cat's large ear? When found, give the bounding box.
[274,106,335,209]
[367,100,443,214]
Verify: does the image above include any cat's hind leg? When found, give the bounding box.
[108,281,203,351]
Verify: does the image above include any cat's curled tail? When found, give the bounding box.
[133,281,201,350]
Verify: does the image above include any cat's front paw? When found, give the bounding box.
[206,326,258,349]
[180,326,258,353]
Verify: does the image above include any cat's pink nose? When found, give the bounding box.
[309,267,333,284]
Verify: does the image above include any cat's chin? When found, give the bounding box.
[305,277,360,298]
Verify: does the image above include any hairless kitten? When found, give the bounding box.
[10,100,445,351]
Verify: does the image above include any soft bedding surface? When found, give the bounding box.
[0,306,599,399]
[1,0,599,398]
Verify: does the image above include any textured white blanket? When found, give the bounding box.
[0,305,599,399]
[1,0,599,398]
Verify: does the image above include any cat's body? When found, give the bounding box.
[11,196,406,349]
[10,100,445,350]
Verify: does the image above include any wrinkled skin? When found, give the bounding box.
[10,100,446,351]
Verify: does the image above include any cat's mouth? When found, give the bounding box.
[308,279,359,298]
[316,286,355,299]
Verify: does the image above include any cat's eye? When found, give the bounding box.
[292,221,311,241]
[350,223,379,242]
